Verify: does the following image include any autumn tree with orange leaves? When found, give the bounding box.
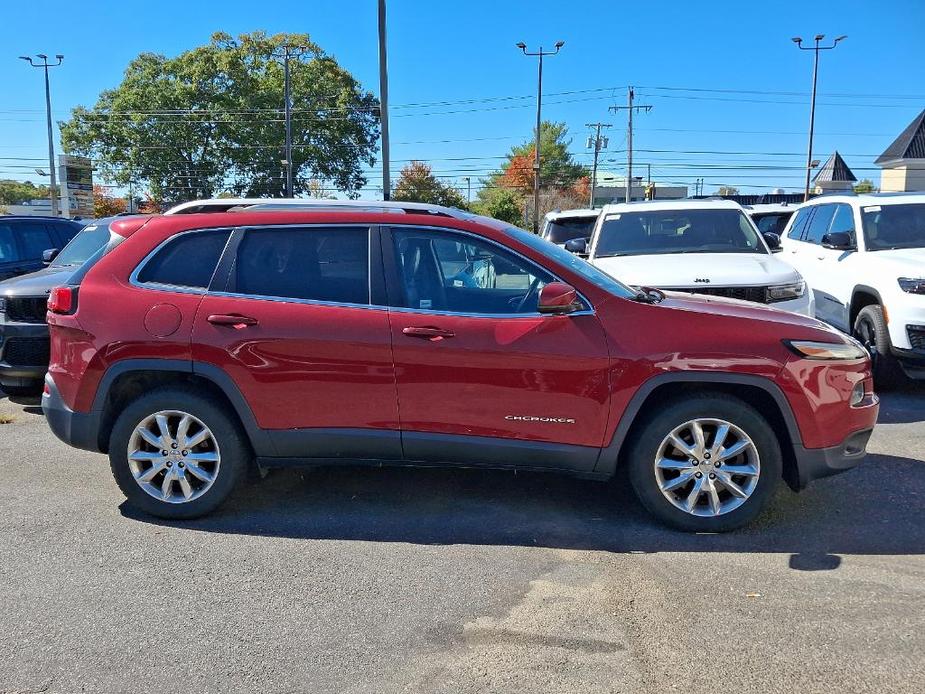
[473,122,588,227]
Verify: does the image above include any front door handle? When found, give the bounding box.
[402,326,455,341]
[208,314,258,328]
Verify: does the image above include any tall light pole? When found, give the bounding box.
[792,34,846,202]
[378,0,391,200]
[273,45,309,198]
[19,54,63,216]
[517,40,564,233]
[586,122,610,208]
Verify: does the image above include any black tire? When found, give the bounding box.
[108,386,249,519]
[853,305,905,389]
[626,393,782,532]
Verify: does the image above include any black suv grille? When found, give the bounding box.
[1,337,50,367]
[4,297,48,324]
[666,286,770,304]
[907,325,925,350]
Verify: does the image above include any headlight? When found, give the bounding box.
[783,339,868,360]
[897,277,925,294]
[767,281,805,302]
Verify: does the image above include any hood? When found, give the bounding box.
[864,247,925,278]
[591,252,801,288]
[655,291,833,332]
[0,265,78,298]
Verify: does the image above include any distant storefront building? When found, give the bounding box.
[876,109,925,192]
[592,171,687,204]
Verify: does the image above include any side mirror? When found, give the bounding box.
[42,248,60,265]
[822,231,855,250]
[762,232,782,252]
[564,237,588,256]
[538,282,581,315]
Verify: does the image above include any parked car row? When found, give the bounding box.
[30,200,876,532]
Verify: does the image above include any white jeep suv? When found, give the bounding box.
[576,199,813,316]
[780,192,925,386]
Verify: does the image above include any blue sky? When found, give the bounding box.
[1,0,923,198]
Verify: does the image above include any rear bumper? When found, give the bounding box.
[792,427,873,490]
[41,375,103,453]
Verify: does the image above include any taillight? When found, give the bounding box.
[48,286,77,315]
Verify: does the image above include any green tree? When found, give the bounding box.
[854,179,877,193]
[717,186,740,196]
[471,186,523,225]
[392,161,467,208]
[499,122,587,187]
[0,180,49,205]
[60,31,380,205]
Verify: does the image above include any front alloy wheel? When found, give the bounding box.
[627,395,781,532]
[654,418,760,517]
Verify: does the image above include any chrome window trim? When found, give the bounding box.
[385,223,596,316]
[129,227,235,295]
[129,222,596,318]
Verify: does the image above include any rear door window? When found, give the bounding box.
[136,229,231,289]
[0,224,23,263]
[786,207,814,241]
[804,205,837,245]
[233,227,370,304]
[16,222,55,260]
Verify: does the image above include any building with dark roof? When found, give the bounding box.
[876,109,925,192]
[813,151,857,193]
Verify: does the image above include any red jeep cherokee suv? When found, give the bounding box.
[42,202,879,531]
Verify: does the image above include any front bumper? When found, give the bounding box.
[41,375,103,453]
[0,320,49,387]
[791,427,874,490]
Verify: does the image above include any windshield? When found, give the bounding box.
[52,221,112,267]
[861,203,925,251]
[594,208,765,257]
[504,226,636,299]
[543,216,597,244]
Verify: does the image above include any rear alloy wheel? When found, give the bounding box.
[109,387,248,519]
[854,304,905,389]
[627,395,781,532]
[126,411,221,504]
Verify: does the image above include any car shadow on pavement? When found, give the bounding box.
[122,451,925,563]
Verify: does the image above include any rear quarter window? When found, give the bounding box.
[135,229,231,289]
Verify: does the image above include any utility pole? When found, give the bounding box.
[585,122,611,208]
[610,87,651,203]
[19,54,63,216]
[792,34,846,202]
[273,44,309,198]
[464,176,471,204]
[517,40,564,232]
[378,0,391,200]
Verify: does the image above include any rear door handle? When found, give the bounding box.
[402,326,455,341]
[207,314,258,328]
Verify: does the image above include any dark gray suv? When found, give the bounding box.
[0,218,115,395]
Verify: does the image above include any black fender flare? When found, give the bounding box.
[593,371,803,475]
[91,359,274,456]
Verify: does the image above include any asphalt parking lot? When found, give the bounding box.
[1,389,923,694]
